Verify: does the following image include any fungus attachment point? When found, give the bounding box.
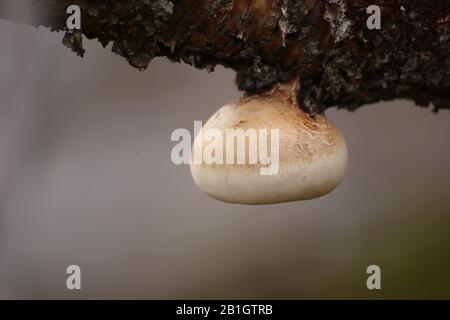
[190,82,348,205]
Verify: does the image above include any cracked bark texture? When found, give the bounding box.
[1,0,449,114]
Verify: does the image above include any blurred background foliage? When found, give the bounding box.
[0,12,449,299]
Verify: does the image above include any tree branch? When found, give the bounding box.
[1,0,449,113]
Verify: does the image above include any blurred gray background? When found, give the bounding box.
[0,16,449,299]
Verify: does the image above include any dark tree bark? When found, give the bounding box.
[1,0,449,114]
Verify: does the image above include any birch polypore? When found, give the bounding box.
[190,83,348,205]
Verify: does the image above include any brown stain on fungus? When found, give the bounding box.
[202,82,341,168]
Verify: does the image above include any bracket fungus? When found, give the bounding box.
[190,82,348,205]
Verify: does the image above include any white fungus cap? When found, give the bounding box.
[190,82,348,204]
